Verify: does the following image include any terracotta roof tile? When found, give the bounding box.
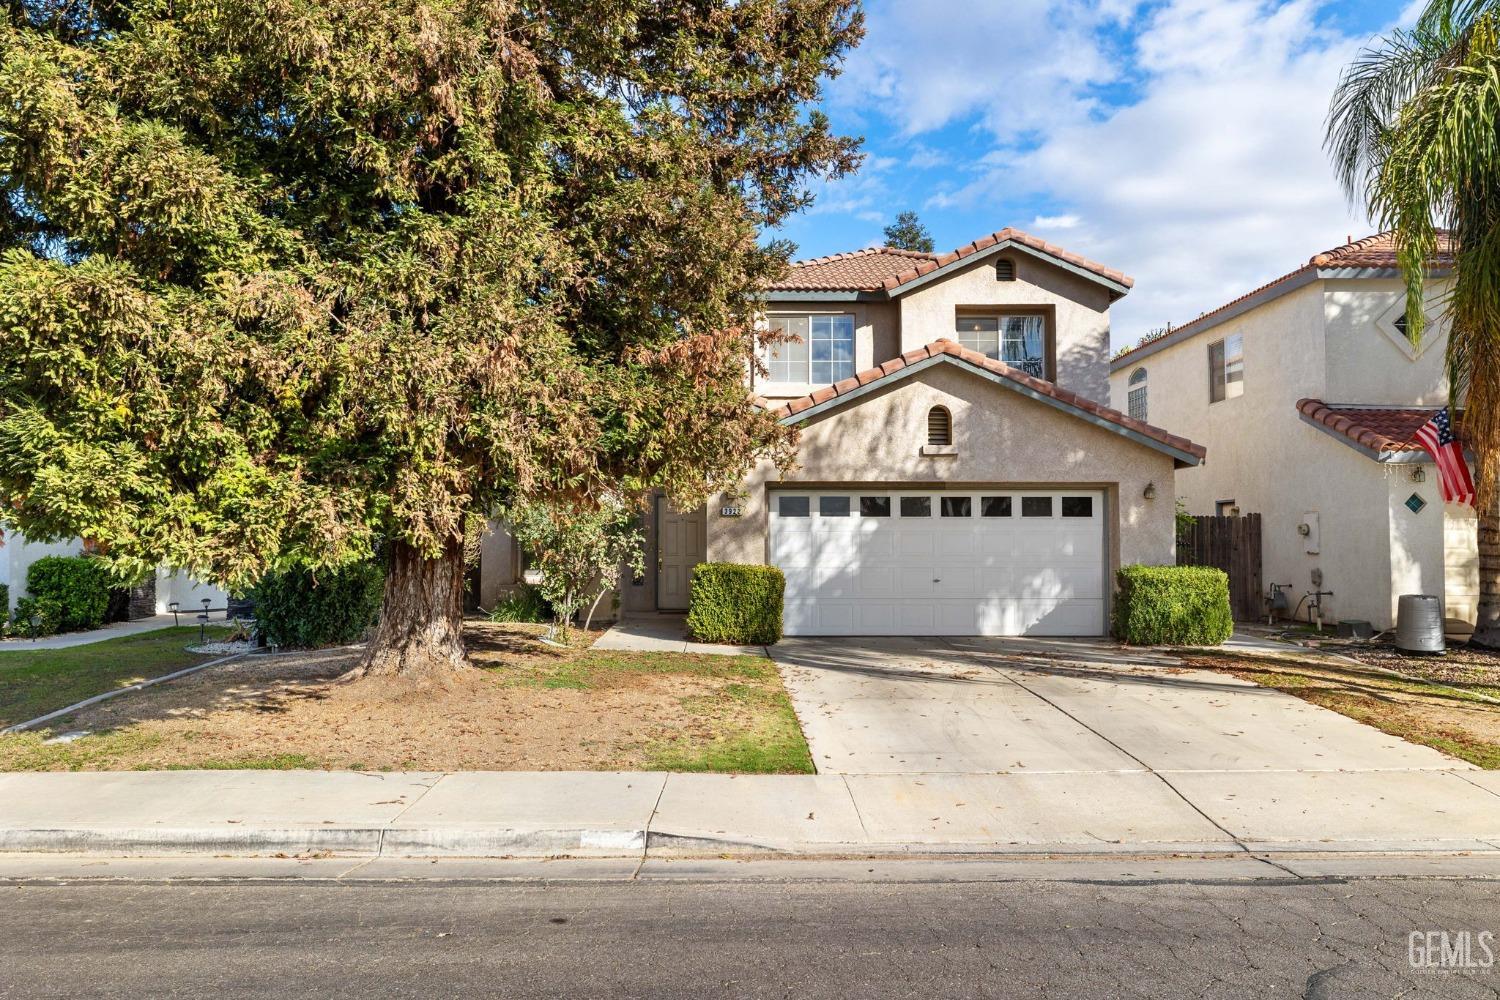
[1295,399,1439,454]
[769,229,1132,293]
[768,247,938,292]
[1309,231,1455,269]
[771,339,1205,463]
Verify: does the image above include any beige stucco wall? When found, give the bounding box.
[1322,277,1452,405]
[898,255,1115,401]
[709,362,1179,590]
[1106,277,1471,629]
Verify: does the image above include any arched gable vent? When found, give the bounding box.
[927,406,953,446]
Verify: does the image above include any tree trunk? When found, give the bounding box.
[346,537,470,679]
[1473,498,1500,648]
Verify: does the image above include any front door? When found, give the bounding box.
[657,501,707,610]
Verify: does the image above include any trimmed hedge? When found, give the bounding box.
[26,555,112,632]
[252,561,385,648]
[14,595,62,636]
[686,563,785,645]
[1113,564,1233,646]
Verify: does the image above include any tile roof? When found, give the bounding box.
[1295,399,1437,456]
[1310,230,1456,269]
[1112,231,1455,368]
[770,338,1205,464]
[769,228,1133,293]
[767,247,938,292]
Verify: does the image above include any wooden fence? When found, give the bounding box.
[1177,514,1263,621]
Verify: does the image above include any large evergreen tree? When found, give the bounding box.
[0,0,862,676]
[882,210,934,253]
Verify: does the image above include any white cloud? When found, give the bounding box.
[1006,0,1378,341]
[831,0,1407,348]
[829,0,1122,140]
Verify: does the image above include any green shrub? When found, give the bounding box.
[687,563,784,645]
[1114,564,1233,646]
[26,556,112,632]
[14,595,63,636]
[0,582,8,618]
[488,583,552,624]
[251,561,385,648]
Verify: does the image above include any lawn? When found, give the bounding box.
[1183,651,1500,769]
[0,622,814,774]
[0,626,232,729]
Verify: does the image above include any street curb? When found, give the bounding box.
[3,825,1497,860]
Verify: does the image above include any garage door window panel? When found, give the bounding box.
[779,495,810,517]
[900,496,932,517]
[940,496,973,517]
[981,496,1012,517]
[1021,496,1053,518]
[819,496,851,517]
[1061,496,1093,517]
[859,496,891,517]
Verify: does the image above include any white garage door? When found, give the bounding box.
[769,489,1106,637]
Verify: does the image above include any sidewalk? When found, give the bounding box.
[3,768,1498,859]
[592,614,767,656]
[0,614,183,651]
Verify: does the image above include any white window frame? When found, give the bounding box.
[1126,367,1147,421]
[954,314,1047,378]
[760,313,856,385]
[1208,332,1244,403]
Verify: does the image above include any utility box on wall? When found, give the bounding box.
[1299,512,1320,555]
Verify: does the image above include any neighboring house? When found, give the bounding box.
[482,228,1205,637]
[0,530,228,620]
[1107,232,1475,631]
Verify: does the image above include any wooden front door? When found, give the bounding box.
[657,501,706,611]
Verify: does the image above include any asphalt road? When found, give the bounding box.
[2,877,1498,998]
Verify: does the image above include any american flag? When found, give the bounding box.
[1413,407,1475,506]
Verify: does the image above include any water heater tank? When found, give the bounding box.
[1395,594,1445,654]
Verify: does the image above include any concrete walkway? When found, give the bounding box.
[0,614,185,652]
[592,614,767,656]
[1,767,1498,858]
[4,633,1499,860]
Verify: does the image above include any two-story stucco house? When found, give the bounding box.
[480,228,1205,637]
[1107,232,1476,632]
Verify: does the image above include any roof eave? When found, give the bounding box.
[763,289,889,303]
[780,353,1203,468]
[1296,410,1428,464]
[1111,263,1456,373]
[887,240,1132,302]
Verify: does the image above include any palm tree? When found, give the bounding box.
[1327,0,1500,645]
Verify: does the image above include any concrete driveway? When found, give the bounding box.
[770,636,1500,851]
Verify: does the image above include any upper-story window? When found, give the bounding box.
[761,314,855,384]
[954,315,1046,378]
[1208,332,1244,403]
[1127,367,1148,421]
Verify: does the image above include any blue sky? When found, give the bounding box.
[771,0,1413,350]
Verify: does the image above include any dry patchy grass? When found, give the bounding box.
[1184,652,1500,769]
[0,621,812,774]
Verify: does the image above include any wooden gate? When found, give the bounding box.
[1177,514,1263,621]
